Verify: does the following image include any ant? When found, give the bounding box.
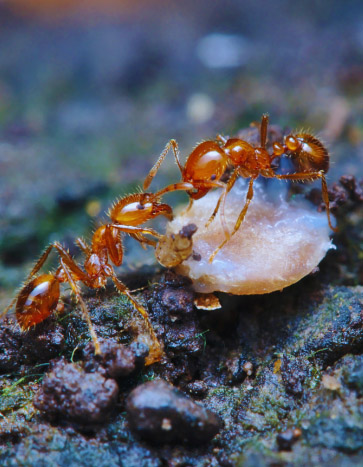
[207,114,337,261]
[143,114,336,263]
[143,139,231,235]
[1,192,174,365]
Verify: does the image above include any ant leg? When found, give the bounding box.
[143,139,183,190]
[111,274,162,365]
[130,233,157,248]
[205,170,239,231]
[276,171,337,232]
[260,113,269,148]
[0,297,17,320]
[209,178,255,263]
[181,197,194,215]
[75,237,91,255]
[110,224,163,239]
[51,242,93,286]
[154,181,194,198]
[155,179,225,200]
[321,174,337,232]
[59,258,101,355]
[216,134,227,144]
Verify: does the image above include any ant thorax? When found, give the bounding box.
[157,178,335,295]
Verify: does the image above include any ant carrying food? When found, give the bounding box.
[207,114,336,261]
[1,113,337,366]
[144,114,336,263]
[1,192,174,365]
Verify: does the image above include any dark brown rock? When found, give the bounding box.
[126,379,222,445]
[33,358,118,429]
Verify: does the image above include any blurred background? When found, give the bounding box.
[0,0,362,300]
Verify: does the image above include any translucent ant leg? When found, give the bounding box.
[275,171,337,232]
[143,139,183,190]
[181,197,194,215]
[129,233,157,248]
[154,182,195,198]
[209,177,255,263]
[205,170,239,231]
[59,257,100,355]
[260,113,269,148]
[111,273,163,365]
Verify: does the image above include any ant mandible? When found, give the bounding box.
[207,114,337,261]
[1,192,173,365]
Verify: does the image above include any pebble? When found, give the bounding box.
[126,379,222,444]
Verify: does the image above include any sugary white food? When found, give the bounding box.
[166,179,335,294]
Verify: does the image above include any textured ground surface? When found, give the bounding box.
[0,1,362,466]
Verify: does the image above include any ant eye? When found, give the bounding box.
[285,136,300,151]
[210,174,217,181]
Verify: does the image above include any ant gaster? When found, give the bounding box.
[1,192,173,365]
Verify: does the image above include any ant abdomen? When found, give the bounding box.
[185,141,229,181]
[288,133,329,173]
[15,274,60,330]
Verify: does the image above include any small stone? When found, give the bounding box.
[126,379,222,445]
[33,358,119,429]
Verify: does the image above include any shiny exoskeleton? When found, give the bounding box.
[2,192,173,365]
[144,114,336,263]
[2,113,336,364]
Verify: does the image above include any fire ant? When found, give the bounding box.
[207,114,337,261]
[143,115,336,263]
[143,139,231,235]
[1,192,174,365]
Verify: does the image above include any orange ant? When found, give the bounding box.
[1,192,174,365]
[207,114,337,261]
[143,139,231,235]
[143,115,336,263]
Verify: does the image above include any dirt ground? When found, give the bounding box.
[0,1,362,465]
